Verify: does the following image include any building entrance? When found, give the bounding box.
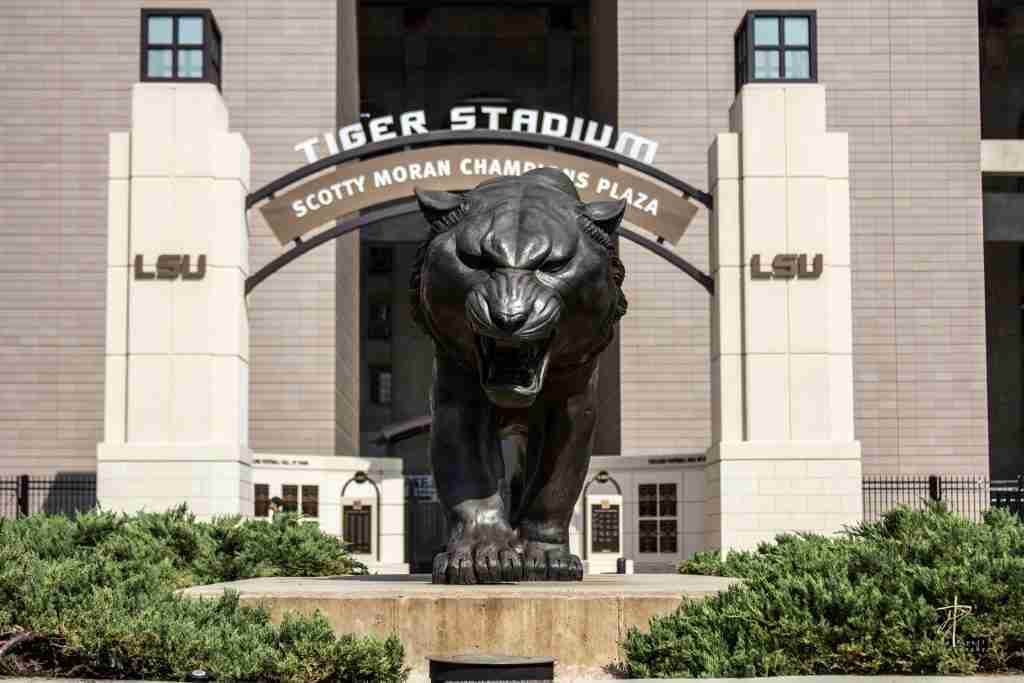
[359,214,433,470]
[984,243,1024,479]
[356,0,619,462]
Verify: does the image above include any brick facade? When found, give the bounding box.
[0,0,340,473]
[0,0,988,476]
[618,0,986,473]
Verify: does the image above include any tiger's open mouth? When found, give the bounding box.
[475,334,553,408]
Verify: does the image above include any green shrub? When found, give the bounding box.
[0,507,405,682]
[621,504,1024,678]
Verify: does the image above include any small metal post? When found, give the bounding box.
[1016,475,1024,518]
[16,475,29,517]
[928,475,941,502]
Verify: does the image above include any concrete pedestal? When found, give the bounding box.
[183,573,738,680]
[583,558,634,575]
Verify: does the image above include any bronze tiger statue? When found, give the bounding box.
[410,167,627,584]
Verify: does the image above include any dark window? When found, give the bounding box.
[370,366,393,405]
[638,520,658,553]
[734,10,816,91]
[281,485,298,513]
[343,504,372,554]
[301,485,319,518]
[638,483,679,554]
[368,301,391,340]
[659,483,677,517]
[254,483,269,517]
[368,246,394,274]
[638,484,657,517]
[659,519,678,554]
[141,9,222,90]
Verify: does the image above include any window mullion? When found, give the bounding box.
[203,13,212,84]
[171,14,178,80]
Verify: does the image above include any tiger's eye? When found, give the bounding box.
[542,258,569,273]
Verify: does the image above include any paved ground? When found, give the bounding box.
[622,679,1024,682]
[182,571,741,600]
[7,676,1024,682]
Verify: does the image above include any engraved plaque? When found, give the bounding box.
[590,504,620,553]
[343,505,372,554]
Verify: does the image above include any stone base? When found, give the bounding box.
[583,558,633,575]
[183,573,738,679]
[366,562,411,574]
[705,441,863,552]
[97,443,252,519]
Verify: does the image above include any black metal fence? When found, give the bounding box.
[863,474,1024,522]
[0,474,97,519]
[5,471,1024,528]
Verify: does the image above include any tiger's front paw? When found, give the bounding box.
[522,541,583,581]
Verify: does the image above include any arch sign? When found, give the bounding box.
[245,111,715,294]
[259,143,699,246]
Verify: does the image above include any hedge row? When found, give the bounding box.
[622,504,1024,678]
[0,507,406,682]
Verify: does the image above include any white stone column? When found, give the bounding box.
[98,83,252,519]
[705,84,862,552]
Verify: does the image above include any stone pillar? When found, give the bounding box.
[705,84,862,552]
[98,83,252,519]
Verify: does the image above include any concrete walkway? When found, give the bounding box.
[623,678,1024,683]
[5,676,1024,682]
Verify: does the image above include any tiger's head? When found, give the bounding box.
[410,167,627,408]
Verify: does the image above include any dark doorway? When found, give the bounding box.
[980,0,1024,141]
[356,0,622,469]
[359,213,434,471]
[358,1,594,126]
[980,2,1024,477]
[984,242,1024,479]
[355,1,619,566]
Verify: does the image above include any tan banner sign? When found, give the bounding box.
[257,145,699,245]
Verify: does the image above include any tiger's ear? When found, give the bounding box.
[585,199,627,236]
[415,188,464,231]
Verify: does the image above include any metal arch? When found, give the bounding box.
[341,471,381,563]
[245,202,415,295]
[582,470,623,498]
[372,415,433,459]
[244,200,714,296]
[618,229,714,294]
[245,129,713,211]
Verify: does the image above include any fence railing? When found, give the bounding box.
[3,472,1024,526]
[863,474,1024,522]
[0,474,97,519]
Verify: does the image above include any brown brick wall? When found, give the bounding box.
[618,0,986,473]
[0,0,339,474]
[0,0,988,476]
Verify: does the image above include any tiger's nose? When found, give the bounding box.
[493,309,528,333]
